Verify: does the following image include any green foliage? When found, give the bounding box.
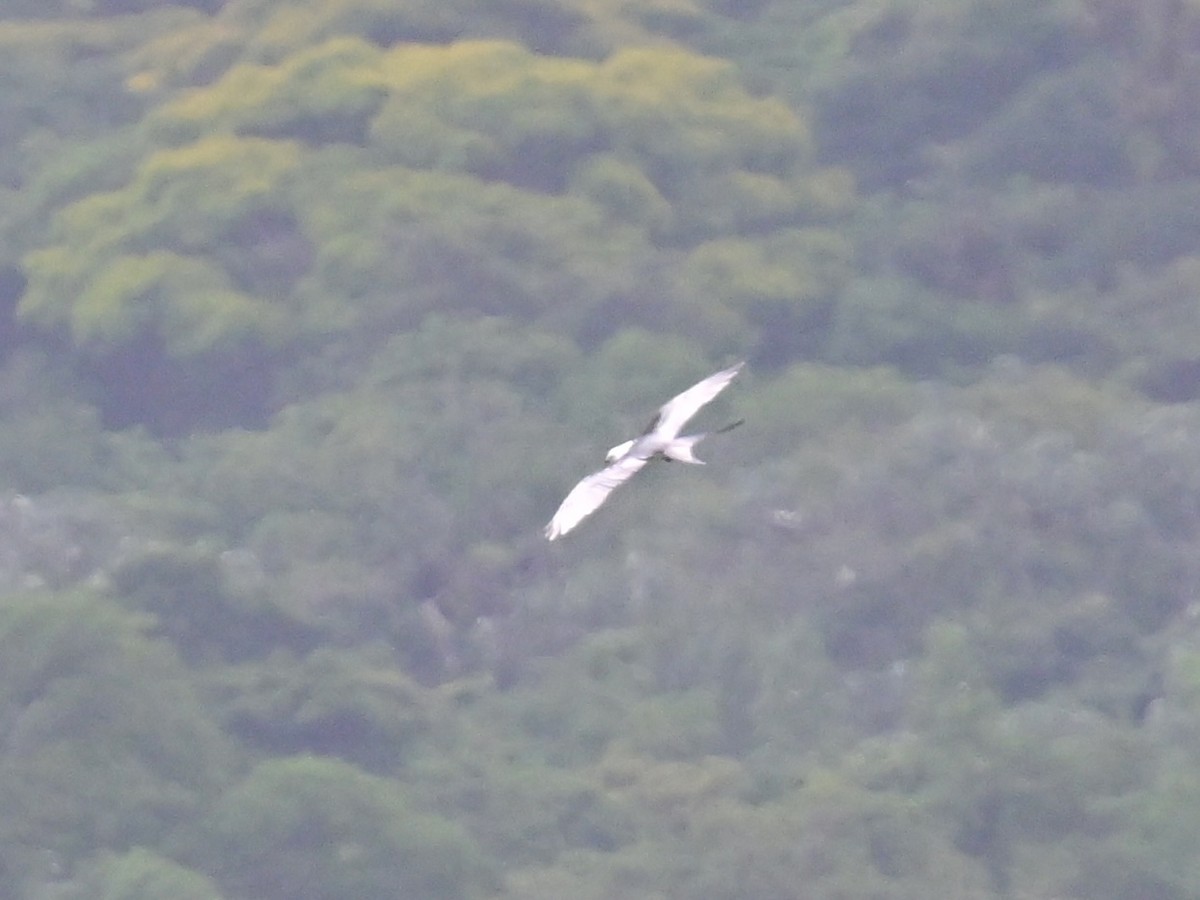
[553,329,716,434]
[365,39,833,242]
[0,352,146,493]
[958,61,1131,185]
[0,590,234,887]
[65,848,226,900]
[0,18,146,166]
[807,0,1089,187]
[151,36,388,144]
[21,134,298,355]
[9,1,1200,898]
[570,154,672,234]
[827,275,1017,373]
[294,161,653,341]
[13,30,851,434]
[212,646,433,771]
[110,541,314,662]
[192,755,485,900]
[677,778,990,900]
[677,228,852,361]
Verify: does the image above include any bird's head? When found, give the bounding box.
[605,439,634,463]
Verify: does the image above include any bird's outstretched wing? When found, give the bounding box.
[649,361,745,440]
[545,453,649,540]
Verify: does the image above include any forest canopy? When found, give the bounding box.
[3,0,1200,898]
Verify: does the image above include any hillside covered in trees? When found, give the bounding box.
[3,0,1200,897]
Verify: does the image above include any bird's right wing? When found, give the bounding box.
[545,453,649,540]
[651,361,744,440]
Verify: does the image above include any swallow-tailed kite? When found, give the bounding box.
[545,361,744,540]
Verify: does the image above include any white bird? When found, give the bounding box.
[545,361,745,540]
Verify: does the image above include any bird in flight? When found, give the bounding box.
[545,361,745,540]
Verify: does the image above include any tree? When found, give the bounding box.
[190,755,485,900]
[0,590,234,892]
[43,847,226,900]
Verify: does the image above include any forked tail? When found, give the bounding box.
[663,419,744,464]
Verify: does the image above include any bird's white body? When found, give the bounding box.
[545,361,745,540]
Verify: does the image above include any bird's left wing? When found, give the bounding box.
[651,361,744,440]
[545,453,649,540]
